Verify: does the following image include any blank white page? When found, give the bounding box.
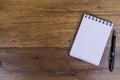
[70,13,113,66]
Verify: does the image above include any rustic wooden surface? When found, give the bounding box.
[0,0,119,80]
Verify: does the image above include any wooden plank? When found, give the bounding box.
[0,48,115,72]
[0,47,119,80]
[2,0,120,12]
[0,0,119,47]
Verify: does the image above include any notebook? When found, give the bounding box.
[70,13,113,66]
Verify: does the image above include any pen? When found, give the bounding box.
[109,30,116,72]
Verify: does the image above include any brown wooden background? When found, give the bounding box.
[0,0,119,80]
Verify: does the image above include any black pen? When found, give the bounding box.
[109,30,116,72]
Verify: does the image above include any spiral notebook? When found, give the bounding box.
[70,13,113,66]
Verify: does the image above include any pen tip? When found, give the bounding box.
[113,30,116,36]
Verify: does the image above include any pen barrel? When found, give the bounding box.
[111,36,116,52]
[109,30,116,72]
[109,55,115,71]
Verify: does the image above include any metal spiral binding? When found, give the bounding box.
[84,14,112,27]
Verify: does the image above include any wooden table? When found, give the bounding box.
[0,0,119,80]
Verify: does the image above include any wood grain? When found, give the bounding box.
[0,0,119,47]
[0,47,120,80]
[0,0,119,80]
